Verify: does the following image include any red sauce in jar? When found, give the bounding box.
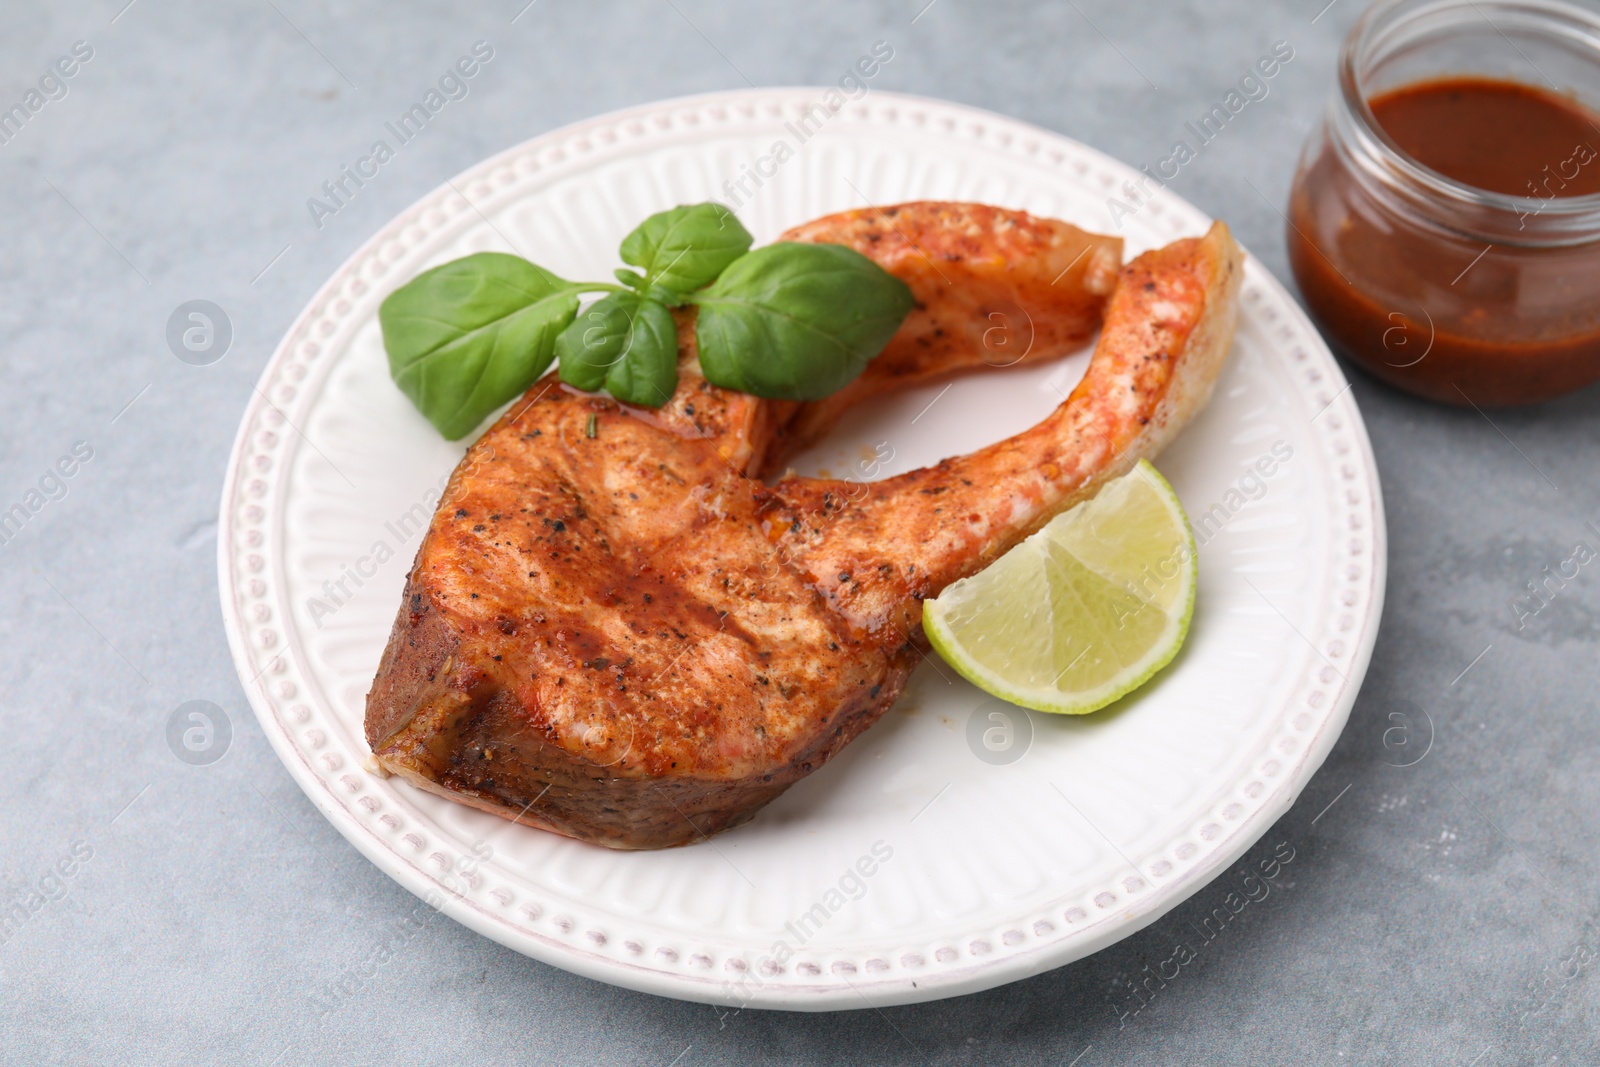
[1289,77,1600,405]
[1372,78,1600,197]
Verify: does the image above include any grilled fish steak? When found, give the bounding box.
[364,210,1244,849]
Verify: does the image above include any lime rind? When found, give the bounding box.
[923,459,1197,715]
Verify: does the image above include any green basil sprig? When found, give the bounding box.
[378,201,912,439]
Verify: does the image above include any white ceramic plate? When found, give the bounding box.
[218,89,1385,1011]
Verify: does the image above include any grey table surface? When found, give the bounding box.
[2,0,1598,1063]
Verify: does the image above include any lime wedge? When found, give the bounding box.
[923,459,1196,715]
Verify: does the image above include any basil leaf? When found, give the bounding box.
[604,299,678,407]
[381,252,580,440]
[554,292,679,407]
[555,294,629,392]
[619,203,753,297]
[690,242,915,400]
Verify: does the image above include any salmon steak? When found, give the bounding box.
[364,203,1244,849]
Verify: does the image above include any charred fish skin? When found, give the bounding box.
[364,211,1243,850]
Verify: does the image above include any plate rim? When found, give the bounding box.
[217,86,1388,1011]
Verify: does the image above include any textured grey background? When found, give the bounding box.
[1,0,1597,1063]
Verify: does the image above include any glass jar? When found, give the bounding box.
[1287,0,1600,406]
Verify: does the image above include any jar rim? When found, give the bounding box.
[1337,0,1600,233]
